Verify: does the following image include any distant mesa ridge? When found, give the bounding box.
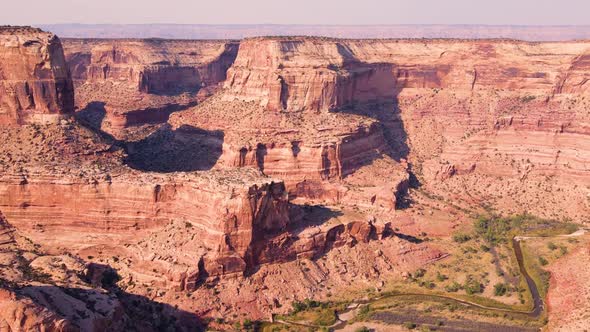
[38,24,590,41]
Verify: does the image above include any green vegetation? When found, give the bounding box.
[522,245,551,299]
[452,233,472,243]
[414,268,427,278]
[312,308,337,326]
[463,276,483,295]
[267,212,582,332]
[291,298,323,314]
[493,283,509,296]
[355,305,372,321]
[473,214,578,244]
[445,281,462,293]
[538,257,548,266]
[436,272,448,282]
[520,95,537,103]
[403,322,417,329]
[354,327,370,332]
[277,299,340,327]
[242,319,253,330]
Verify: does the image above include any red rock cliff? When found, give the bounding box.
[224,37,398,112]
[63,39,238,136]
[176,37,590,219]
[0,168,291,278]
[0,27,74,126]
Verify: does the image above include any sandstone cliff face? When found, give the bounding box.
[212,37,590,219]
[0,27,74,126]
[63,39,238,136]
[171,38,411,207]
[0,169,292,279]
[224,38,398,112]
[65,39,238,94]
[361,40,590,219]
[0,288,75,332]
[4,31,590,325]
[223,38,590,107]
[0,212,127,331]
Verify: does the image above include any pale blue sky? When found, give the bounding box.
[3,0,589,25]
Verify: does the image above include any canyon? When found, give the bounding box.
[63,38,238,138]
[0,25,589,330]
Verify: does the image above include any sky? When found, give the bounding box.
[2,0,589,25]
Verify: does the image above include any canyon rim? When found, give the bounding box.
[1,9,590,332]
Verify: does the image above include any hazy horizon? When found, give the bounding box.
[3,0,590,26]
[31,24,590,42]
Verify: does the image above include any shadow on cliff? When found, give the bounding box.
[21,266,204,331]
[76,100,198,131]
[290,204,345,235]
[334,45,421,203]
[76,101,108,130]
[332,43,412,159]
[75,101,224,173]
[124,124,224,172]
[245,204,344,276]
[125,101,199,126]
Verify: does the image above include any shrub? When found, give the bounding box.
[493,282,508,296]
[414,268,427,278]
[464,276,483,295]
[242,319,253,330]
[291,301,306,313]
[539,257,549,266]
[445,281,461,292]
[358,305,371,317]
[436,272,448,282]
[313,308,337,326]
[101,269,120,288]
[403,322,417,330]
[521,95,536,103]
[291,298,322,314]
[473,215,514,243]
[559,246,568,255]
[547,242,557,250]
[355,327,370,332]
[452,233,472,243]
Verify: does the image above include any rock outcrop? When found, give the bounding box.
[0,123,293,279]
[63,39,238,137]
[0,26,74,126]
[170,37,411,207]
[223,38,398,113]
[208,37,590,219]
[4,29,590,326]
[0,212,124,331]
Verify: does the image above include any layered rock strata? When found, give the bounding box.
[0,26,74,126]
[170,38,412,208]
[182,37,590,220]
[62,39,238,136]
[0,212,124,331]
